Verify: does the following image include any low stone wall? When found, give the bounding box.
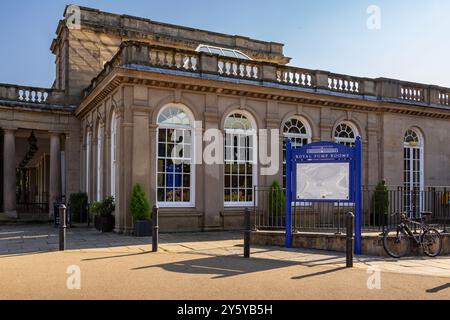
[251,231,450,257]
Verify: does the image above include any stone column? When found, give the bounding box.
[49,132,62,218]
[203,112,222,230]
[132,109,151,198]
[319,107,333,141]
[3,128,17,218]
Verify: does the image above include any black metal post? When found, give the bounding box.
[87,203,90,228]
[346,212,354,268]
[244,208,251,258]
[444,188,448,233]
[152,205,159,252]
[59,204,67,251]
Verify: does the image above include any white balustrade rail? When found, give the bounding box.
[276,68,313,87]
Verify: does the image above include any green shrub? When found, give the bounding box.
[130,184,151,221]
[90,196,116,217]
[268,180,285,216]
[372,180,389,216]
[69,193,88,221]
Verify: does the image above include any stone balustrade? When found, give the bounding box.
[84,41,450,109]
[439,91,449,106]
[0,83,65,105]
[276,66,313,88]
[327,73,360,93]
[400,85,424,102]
[218,57,260,80]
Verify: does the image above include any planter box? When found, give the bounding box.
[94,215,115,232]
[134,220,152,237]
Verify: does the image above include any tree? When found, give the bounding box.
[130,183,151,221]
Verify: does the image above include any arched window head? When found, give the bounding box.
[283,117,311,147]
[334,122,358,147]
[224,112,254,131]
[404,129,421,147]
[157,104,193,127]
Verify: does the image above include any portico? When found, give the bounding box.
[0,95,80,220]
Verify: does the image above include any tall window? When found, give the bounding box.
[334,122,358,147]
[110,113,117,198]
[283,117,311,188]
[403,129,424,216]
[224,111,257,207]
[96,125,103,201]
[86,130,92,198]
[157,104,194,207]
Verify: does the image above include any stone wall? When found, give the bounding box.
[251,231,450,256]
[51,5,289,104]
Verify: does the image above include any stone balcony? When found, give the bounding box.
[0,83,66,108]
[83,41,450,110]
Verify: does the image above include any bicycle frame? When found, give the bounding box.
[398,216,430,245]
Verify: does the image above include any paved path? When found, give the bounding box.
[1,224,450,299]
[1,224,450,279]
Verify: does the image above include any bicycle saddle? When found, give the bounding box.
[421,211,432,216]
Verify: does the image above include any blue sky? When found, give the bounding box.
[0,0,449,88]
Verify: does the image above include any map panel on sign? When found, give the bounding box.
[296,162,350,201]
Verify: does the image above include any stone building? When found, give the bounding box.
[1,5,449,233]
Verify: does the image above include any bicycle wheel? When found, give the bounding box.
[422,228,442,257]
[383,227,410,258]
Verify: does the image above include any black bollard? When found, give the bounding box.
[152,205,159,252]
[59,204,67,251]
[244,208,251,258]
[346,212,354,268]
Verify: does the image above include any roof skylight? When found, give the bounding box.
[196,45,252,60]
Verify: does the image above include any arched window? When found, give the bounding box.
[110,113,117,198]
[96,125,103,201]
[403,129,424,216]
[334,122,358,147]
[157,104,195,207]
[224,111,257,206]
[86,130,92,198]
[283,117,312,188]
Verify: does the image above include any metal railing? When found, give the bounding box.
[253,186,450,234]
[16,202,49,215]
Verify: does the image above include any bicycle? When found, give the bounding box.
[382,211,442,258]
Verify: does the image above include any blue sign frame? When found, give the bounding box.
[285,137,363,254]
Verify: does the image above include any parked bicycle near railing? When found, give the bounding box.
[382,211,442,258]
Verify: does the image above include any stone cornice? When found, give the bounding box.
[77,67,450,121]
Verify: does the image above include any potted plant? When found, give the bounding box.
[91,196,116,232]
[130,183,152,237]
[372,180,390,228]
[69,192,88,223]
[268,180,286,226]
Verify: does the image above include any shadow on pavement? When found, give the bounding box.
[291,267,347,280]
[426,283,450,293]
[130,251,345,279]
[0,224,151,256]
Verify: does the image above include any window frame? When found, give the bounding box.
[86,130,92,199]
[110,112,117,198]
[96,124,103,201]
[403,128,425,216]
[223,110,258,208]
[156,104,196,208]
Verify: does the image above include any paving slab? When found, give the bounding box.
[1,224,450,279]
